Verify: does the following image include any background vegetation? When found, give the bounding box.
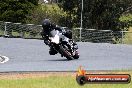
[59,0,132,30]
[0,0,39,23]
[0,0,131,29]
[26,4,67,26]
[0,0,132,43]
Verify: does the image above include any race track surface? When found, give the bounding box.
[0,37,132,72]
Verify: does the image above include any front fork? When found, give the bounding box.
[63,42,74,56]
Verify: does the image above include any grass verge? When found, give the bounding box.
[0,71,131,88]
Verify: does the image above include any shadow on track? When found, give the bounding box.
[46,58,79,61]
[46,59,69,61]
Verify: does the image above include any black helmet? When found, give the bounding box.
[42,19,52,29]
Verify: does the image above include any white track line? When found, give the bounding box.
[0,55,9,63]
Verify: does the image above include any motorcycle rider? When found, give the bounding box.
[41,19,79,56]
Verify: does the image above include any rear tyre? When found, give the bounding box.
[59,46,74,60]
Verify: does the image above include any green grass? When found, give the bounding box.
[123,33,132,44]
[123,27,132,44]
[0,30,4,36]
[12,31,20,37]
[0,72,131,88]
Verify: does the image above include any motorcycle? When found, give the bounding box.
[47,29,79,60]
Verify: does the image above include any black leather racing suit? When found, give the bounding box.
[41,25,78,55]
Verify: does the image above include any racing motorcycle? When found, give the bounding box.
[46,29,79,60]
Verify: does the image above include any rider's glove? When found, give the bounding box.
[73,42,78,50]
[44,40,50,45]
[61,29,66,35]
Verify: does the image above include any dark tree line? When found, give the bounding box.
[58,0,132,31]
[0,0,131,31]
[0,0,39,23]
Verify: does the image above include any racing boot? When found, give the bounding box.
[49,47,58,55]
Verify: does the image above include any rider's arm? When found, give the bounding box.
[41,29,50,45]
[43,35,50,45]
[55,27,68,37]
[54,25,63,32]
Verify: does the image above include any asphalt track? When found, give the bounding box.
[0,37,132,72]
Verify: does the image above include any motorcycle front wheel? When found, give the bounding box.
[59,45,74,60]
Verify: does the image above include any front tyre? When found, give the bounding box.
[73,50,79,59]
[73,54,79,59]
[59,46,74,60]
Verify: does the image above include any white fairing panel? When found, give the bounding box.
[50,31,60,44]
